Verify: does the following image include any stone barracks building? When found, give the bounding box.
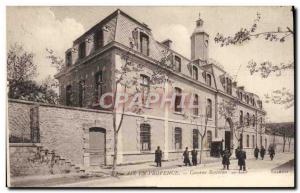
[10,10,288,175]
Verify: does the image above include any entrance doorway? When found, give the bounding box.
[89,127,106,166]
[225,131,231,150]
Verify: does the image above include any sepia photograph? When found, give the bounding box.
[6,6,295,188]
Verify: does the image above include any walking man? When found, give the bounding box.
[191,147,198,166]
[260,146,266,160]
[222,148,231,170]
[269,146,275,161]
[155,146,162,167]
[254,146,259,160]
[183,147,191,166]
[238,148,247,171]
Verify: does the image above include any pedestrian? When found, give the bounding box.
[191,147,198,166]
[222,148,231,170]
[155,146,162,167]
[238,148,247,171]
[183,147,191,166]
[235,146,240,159]
[254,146,259,160]
[269,146,275,161]
[260,146,266,160]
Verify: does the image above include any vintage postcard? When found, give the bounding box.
[6,6,295,188]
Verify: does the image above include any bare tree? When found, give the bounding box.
[215,11,294,108]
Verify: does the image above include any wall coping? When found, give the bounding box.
[8,99,112,114]
[9,143,42,147]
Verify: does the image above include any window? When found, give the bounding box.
[246,135,250,147]
[260,136,263,147]
[174,56,181,72]
[239,110,243,126]
[193,129,199,149]
[140,32,149,56]
[95,71,103,103]
[265,138,267,148]
[206,74,212,86]
[174,87,182,112]
[246,113,250,126]
[193,94,199,116]
[240,133,243,148]
[226,78,232,95]
[140,75,150,105]
[246,95,250,104]
[140,123,151,151]
[94,30,104,50]
[78,80,85,107]
[207,99,212,118]
[175,127,182,150]
[252,115,255,127]
[66,51,72,66]
[252,135,255,148]
[260,117,263,129]
[239,92,243,100]
[66,85,72,106]
[192,66,198,80]
[79,41,86,59]
[207,130,212,148]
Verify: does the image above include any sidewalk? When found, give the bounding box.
[9,156,222,187]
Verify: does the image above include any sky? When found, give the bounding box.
[6,6,294,123]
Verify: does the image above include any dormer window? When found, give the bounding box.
[192,66,198,80]
[239,92,243,101]
[246,95,250,104]
[140,32,149,56]
[226,77,232,95]
[94,29,104,50]
[66,51,72,67]
[206,74,212,86]
[79,41,86,59]
[174,56,181,72]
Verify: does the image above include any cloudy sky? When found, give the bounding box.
[6,6,294,122]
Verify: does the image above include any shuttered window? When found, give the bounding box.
[175,127,182,150]
[140,124,151,151]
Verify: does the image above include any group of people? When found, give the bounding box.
[254,146,275,160]
[223,147,247,171]
[154,145,276,169]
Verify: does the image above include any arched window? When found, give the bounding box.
[175,127,182,150]
[252,135,255,148]
[79,41,86,59]
[193,129,199,149]
[207,130,212,148]
[246,113,250,126]
[140,74,150,105]
[207,99,212,118]
[265,138,267,149]
[66,85,72,106]
[239,110,243,126]
[174,87,182,112]
[193,94,199,116]
[140,123,151,151]
[206,74,212,86]
[66,51,72,67]
[252,115,256,127]
[246,135,250,147]
[192,66,198,80]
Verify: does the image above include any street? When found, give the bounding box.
[58,152,294,187]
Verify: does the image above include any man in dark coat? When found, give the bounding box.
[269,146,275,161]
[222,148,231,170]
[183,147,191,166]
[254,146,259,160]
[155,146,162,167]
[191,147,198,166]
[260,146,266,160]
[238,148,247,171]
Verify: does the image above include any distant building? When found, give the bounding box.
[52,9,267,166]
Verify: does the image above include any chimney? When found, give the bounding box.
[232,81,237,87]
[161,39,173,49]
[238,86,244,91]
